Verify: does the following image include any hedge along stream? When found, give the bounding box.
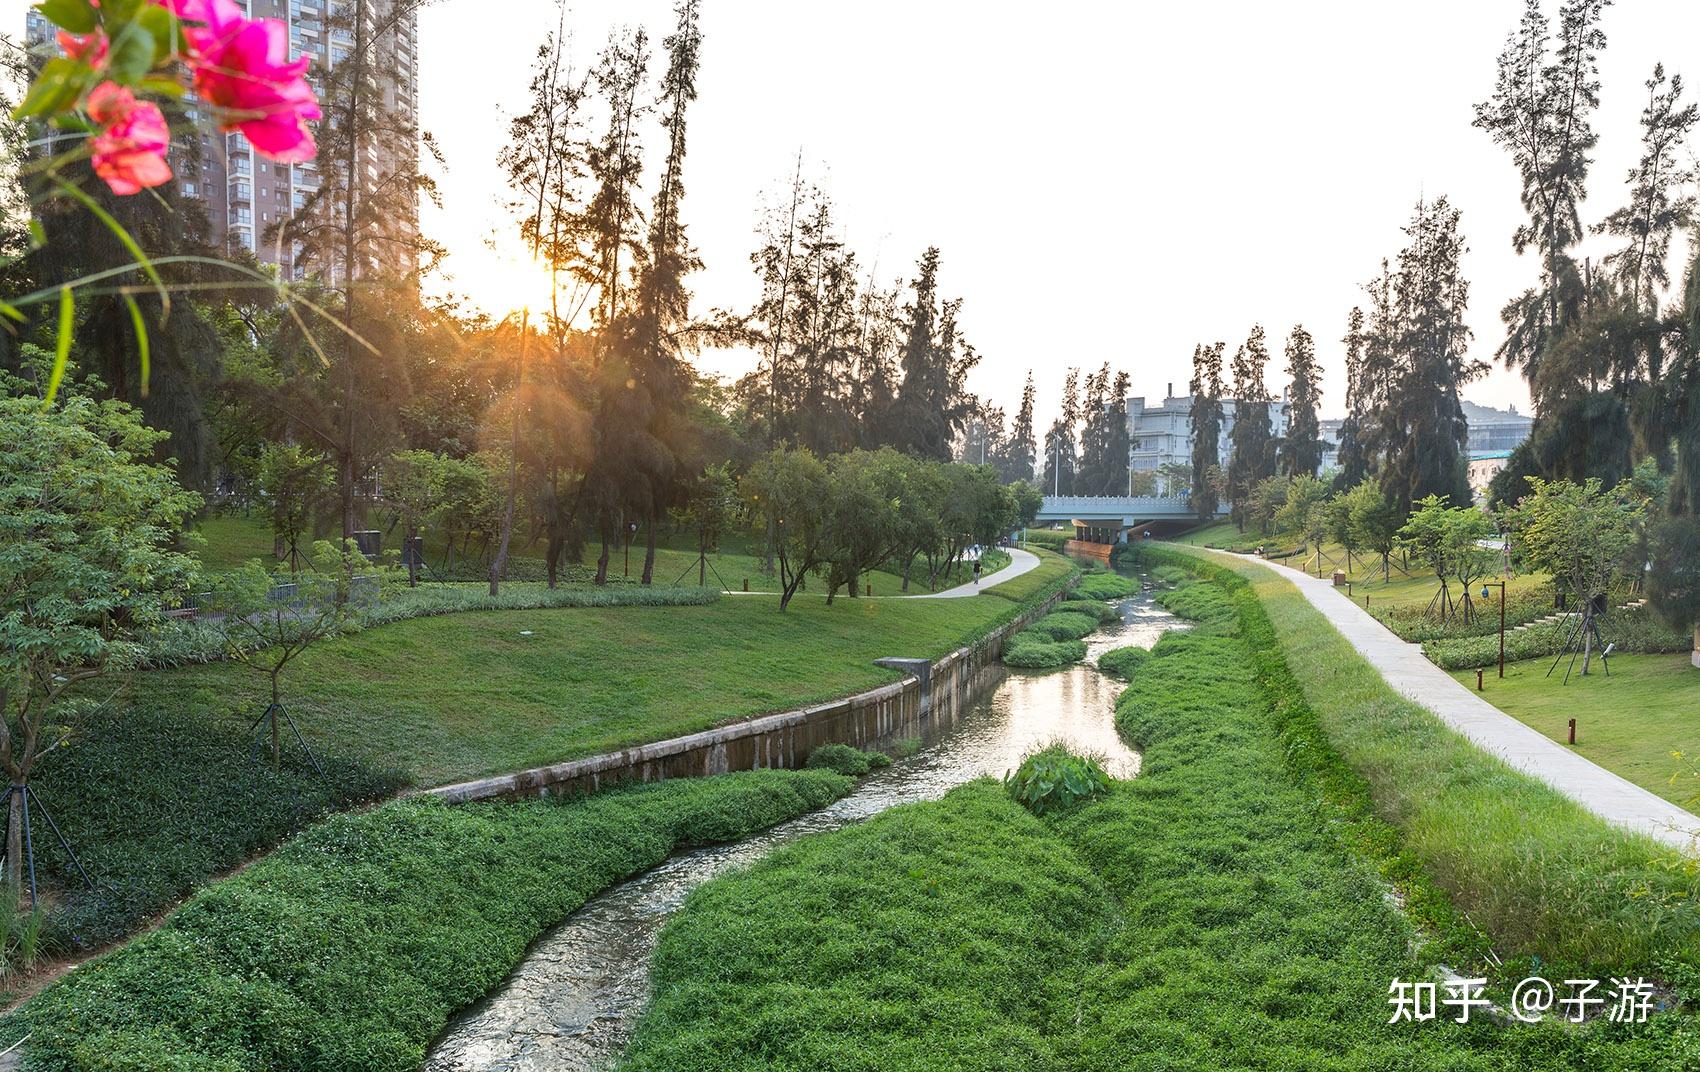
[615,556,1700,1071]
[1,771,854,1072]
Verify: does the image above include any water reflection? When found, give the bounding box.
[424,580,1182,1072]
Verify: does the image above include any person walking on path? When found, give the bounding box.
[973,557,983,588]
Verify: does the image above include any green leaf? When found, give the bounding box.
[44,286,74,407]
[122,292,151,398]
[0,299,25,323]
[135,6,183,64]
[106,20,157,83]
[35,0,97,34]
[139,75,187,99]
[13,58,92,120]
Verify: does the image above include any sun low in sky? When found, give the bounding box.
[9,0,1699,423]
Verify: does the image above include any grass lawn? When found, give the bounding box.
[1167,520,1242,548]
[124,548,1074,790]
[1453,653,1700,809]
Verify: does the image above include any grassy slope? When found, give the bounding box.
[623,565,1700,1070]
[1451,653,1700,808]
[1165,545,1700,970]
[26,550,1070,974]
[130,555,1071,788]
[7,771,854,1072]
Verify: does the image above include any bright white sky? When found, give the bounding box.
[11,0,1700,427]
[418,0,1700,425]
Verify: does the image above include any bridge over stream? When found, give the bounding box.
[1033,495,1227,552]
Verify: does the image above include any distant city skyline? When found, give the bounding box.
[9,0,1700,427]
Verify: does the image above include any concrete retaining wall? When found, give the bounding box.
[426,590,1066,804]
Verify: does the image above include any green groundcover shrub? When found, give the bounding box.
[1156,580,1240,634]
[4,770,852,1072]
[620,558,1700,1070]
[1024,610,1100,642]
[804,744,892,776]
[1073,572,1135,601]
[1055,599,1121,623]
[1373,579,1559,643]
[1022,528,1069,550]
[1095,645,1149,680]
[1004,746,1112,815]
[983,551,1078,605]
[1151,564,1189,586]
[1424,603,1693,669]
[1003,635,1087,668]
[31,706,405,951]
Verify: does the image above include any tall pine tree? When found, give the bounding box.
[1188,343,1225,520]
[1225,325,1274,529]
[1278,325,1322,477]
[1041,368,1080,496]
[1381,196,1479,513]
[1005,371,1037,483]
[1332,308,1373,489]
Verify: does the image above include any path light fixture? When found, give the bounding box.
[1481,580,1507,679]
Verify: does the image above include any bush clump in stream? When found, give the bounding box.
[1003,634,1087,668]
[804,744,893,776]
[1096,646,1150,680]
[1003,746,1113,816]
[1055,599,1121,623]
[1024,611,1100,641]
[1074,572,1136,601]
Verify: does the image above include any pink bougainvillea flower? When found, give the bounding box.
[153,0,223,19]
[182,0,321,162]
[56,28,109,67]
[87,82,173,195]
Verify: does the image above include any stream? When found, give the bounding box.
[423,574,1184,1072]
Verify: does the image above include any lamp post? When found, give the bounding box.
[1480,580,1506,679]
[625,521,637,578]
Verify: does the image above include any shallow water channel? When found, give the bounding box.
[424,576,1185,1072]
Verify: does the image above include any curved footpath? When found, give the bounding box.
[719,546,1044,600]
[1226,548,1699,852]
[909,546,1042,598]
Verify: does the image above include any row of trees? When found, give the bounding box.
[1469,0,1700,640]
[1209,1,1700,645]
[1185,325,1326,524]
[743,447,1035,610]
[1,1,1028,599]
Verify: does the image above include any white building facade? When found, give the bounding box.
[1128,383,1291,496]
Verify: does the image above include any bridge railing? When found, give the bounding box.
[1033,495,1230,523]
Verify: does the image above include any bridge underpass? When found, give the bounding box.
[1032,496,1226,553]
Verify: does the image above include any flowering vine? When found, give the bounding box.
[17,0,321,194]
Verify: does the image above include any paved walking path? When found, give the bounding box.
[722,546,1044,600]
[915,546,1042,599]
[1231,551,1699,853]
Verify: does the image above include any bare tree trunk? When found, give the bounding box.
[595,530,611,586]
[337,0,369,542]
[6,790,21,898]
[641,520,657,585]
[489,313,530,597]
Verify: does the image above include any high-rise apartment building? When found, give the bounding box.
[24,0,419,280]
